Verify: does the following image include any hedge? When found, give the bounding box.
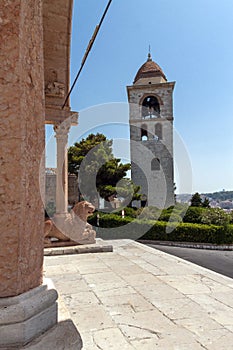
[141,222,233,244]
[88,213,133,227]
[90,213,233,244]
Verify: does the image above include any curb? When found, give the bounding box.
[137,240,233,251]
[44,239,113,256]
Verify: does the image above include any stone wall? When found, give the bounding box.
[46,174,79,208]
[0,0,45,297]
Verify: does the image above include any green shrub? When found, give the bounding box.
[183,207,204,223]
[138,206,161,220]
[173,203,189,216]
[115,207,142,218]
[87,211,98,226]
[141,222,233,244]
[88,212,132,227]
[163,204,188,213]
[89,211,233,244]
[98,214,133,227]
[201,208,230,226]
[158,212,182,222]
[157,204,188,222]
[229,211,233,224]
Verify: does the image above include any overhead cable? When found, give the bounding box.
[62,0,113,109]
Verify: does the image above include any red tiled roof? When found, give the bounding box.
[134,58,167,83]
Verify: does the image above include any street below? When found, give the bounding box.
[146,244,233,279]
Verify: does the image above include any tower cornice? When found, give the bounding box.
[127,81,175,90]
[127,81,175,101]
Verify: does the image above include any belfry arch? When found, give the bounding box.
[141,95,160,118]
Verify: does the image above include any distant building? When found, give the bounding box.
[209,200,221,208]
[219,200,233,210]
[45,169,79,210]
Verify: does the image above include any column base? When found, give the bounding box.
[22,320,82,350]
[0,280,58,349]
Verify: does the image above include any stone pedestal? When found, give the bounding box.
[0,279,83,349]
[23,320,83,350]
[0,281,58,348]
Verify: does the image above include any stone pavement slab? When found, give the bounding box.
[44,239,233,349]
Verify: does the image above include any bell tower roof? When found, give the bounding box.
[134,52,167,84]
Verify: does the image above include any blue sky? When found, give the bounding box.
[46,0,233,194]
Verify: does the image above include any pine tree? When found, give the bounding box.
[190,192,202,207]
[202,197,210,208]
[68,133,140,205]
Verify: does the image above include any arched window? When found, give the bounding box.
[141,124,148,141]
[142,96,160,119]
[155,123,162,140]
[151,158,160,171]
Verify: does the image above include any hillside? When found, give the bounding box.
[177,190,233,203]
[203,190,233,201]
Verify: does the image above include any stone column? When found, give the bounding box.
[0,0,45,300]
[0,1,58,347]
[53,120,71,216]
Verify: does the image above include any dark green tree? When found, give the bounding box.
[202,197,210,208]
[173,183,177,203]
[190,192,202,207]
[68,133,140,205]
[68,133,108,177]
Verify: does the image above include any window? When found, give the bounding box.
[142,96,160,118]
[151,158,160,171]
[141,124,148,141]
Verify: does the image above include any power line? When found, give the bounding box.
[62,0,113,109]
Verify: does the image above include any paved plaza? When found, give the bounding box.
[44,240,233,349]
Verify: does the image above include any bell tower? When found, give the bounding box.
[127,52,175,208]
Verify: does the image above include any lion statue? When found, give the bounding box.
[44,201,96,245]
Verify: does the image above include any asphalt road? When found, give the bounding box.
[147,244,233,279]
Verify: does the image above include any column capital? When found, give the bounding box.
[54,119,71,140]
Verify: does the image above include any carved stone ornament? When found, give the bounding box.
[45,81,65,98]
[54,120,71,138]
